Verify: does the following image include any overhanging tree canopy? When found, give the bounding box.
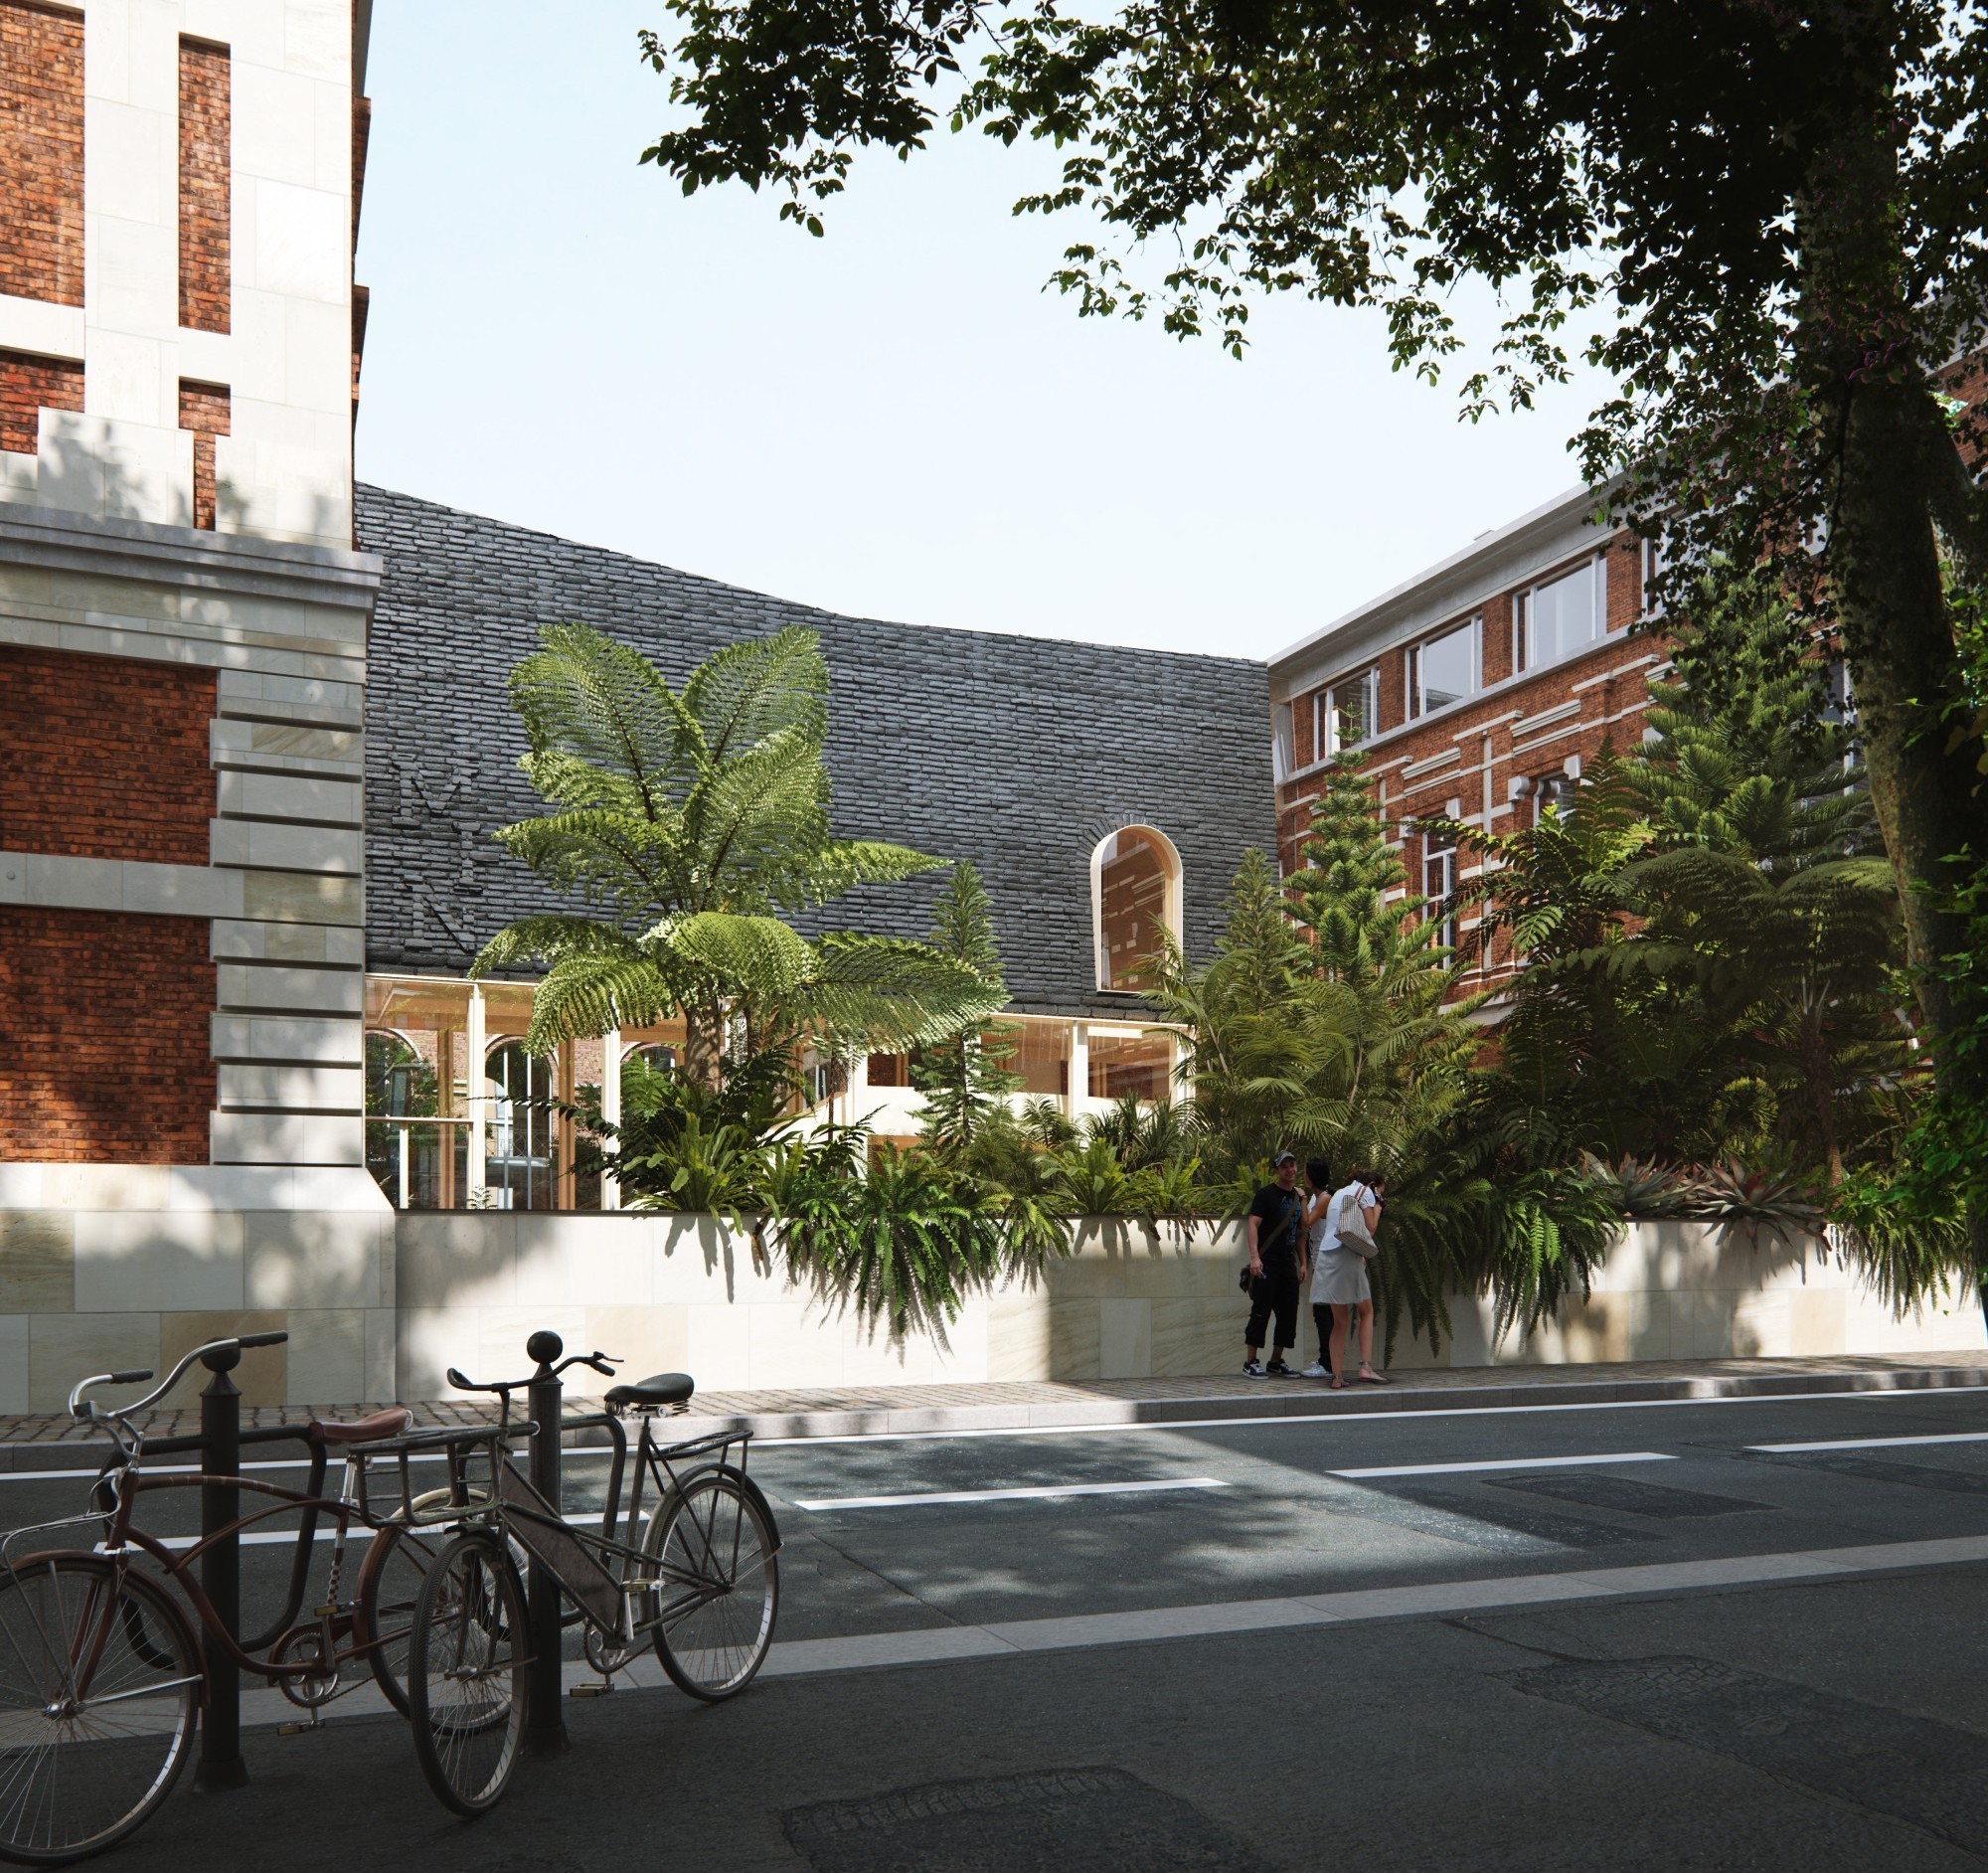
[639,0,1988,1262]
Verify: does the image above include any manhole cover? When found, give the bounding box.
[782,1766,1273,1872]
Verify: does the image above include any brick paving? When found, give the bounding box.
[7,1350,1986,1460]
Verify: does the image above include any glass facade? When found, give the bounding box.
[1086,1030,1173,1101]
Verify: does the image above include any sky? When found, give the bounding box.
[353,3,1613,662]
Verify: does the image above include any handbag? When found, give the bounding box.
[1337,1198,1382,1259]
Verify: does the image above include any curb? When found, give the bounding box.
[4,1364,1983,1470]
[576,1362,1988,1447]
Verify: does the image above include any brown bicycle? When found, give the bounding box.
[0,1333,518,1865]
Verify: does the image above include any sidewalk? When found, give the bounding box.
[6,1350,1986,1468]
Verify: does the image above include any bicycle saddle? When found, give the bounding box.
[604,1372,695,1411]
[307,1407,414,1445]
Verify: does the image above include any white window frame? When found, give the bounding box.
[1514,553,1610,674]
[1422,831,1458,950]
[1406,614,1482,720]
[1324,665,1379,757]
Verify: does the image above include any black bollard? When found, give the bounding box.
[193,1344,248,1792]
[524,1329,570,1753]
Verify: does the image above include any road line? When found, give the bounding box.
[747,1385,1966,1447]
[1327,1451,1675,1479]
[793,1477,1232,1512]
[239,1533,1988,1729]
[4,1381,1979,1481]
[1748,1431,1988,1454]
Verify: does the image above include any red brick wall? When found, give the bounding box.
[0,909,216,1162]
[0,645,216,862]
[0,3,83,308]
[177,379,230,530]
[1275,526,1661,884]
[0,346,81,453]
[178,38,231,334]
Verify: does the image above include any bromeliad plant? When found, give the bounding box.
[470,621,1006,1083]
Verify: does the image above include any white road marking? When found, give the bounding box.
[1749,1430,1988,1454]
[748,1384,1972,1447]
[794,1477,1232,1512]
[238,1530,1988,1727]
[1328,1451,1675,1479]
[147,1508,611,1551]
[2,1380,1978,1481]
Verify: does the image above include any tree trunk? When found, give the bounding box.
[1800,21,1988,1286]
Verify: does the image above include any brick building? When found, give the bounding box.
[1269,485,1657,983]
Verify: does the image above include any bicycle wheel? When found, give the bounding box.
[407,1534,526,1817]
[639,1467,779,1702]
[0,1555,200,1866]
[354,1517,443,1717]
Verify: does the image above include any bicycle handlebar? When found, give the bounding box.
[69,1332,289,1423]
[446,1350,621,1396]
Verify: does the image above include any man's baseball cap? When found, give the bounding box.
[1272,1150,1298,1168]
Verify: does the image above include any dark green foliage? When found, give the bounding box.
[1462,576,1908,1189]
[640,0,1988,1284]
[911,862,1023,1152]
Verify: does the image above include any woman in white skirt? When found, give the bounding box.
[1313,1168,1387,1389]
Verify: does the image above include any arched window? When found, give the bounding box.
[486,1040,555,1211]
[1092,825,1183,993]
[364,1030,437,1209]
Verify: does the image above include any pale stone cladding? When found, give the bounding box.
[0,1,387,1405]
[1269,484,1655,986]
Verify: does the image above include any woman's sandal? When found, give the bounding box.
[1356,1369,1390,1385]
[1328,1377,1347,1391]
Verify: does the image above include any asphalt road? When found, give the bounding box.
[6,1385,1988,1870]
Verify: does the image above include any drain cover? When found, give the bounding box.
[782,1767,1272,1872]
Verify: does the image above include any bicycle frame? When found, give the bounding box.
[495,1410,778,1657]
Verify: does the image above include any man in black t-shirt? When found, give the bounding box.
[1243,1151,1306,1377]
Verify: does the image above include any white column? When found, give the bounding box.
[599,1028,622,1211]
[843,1047,870,1127]
[1068,1022,1089,1118]
[465,984,487,1206]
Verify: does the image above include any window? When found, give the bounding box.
[1407,617,1480,718]
[485,1041,555,1212]
[1086,1029,1172,1101]
[1093,825,1183,992]
[1324,667,1378,756]
[867,1053,911,1089]
[1532,773,1576,824]
[1422,831,1458,951]
[1515,555,1609,672]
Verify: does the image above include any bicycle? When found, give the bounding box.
[406,1338,780,1812]
[0,1334,520,1864]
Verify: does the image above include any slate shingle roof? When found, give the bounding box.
[356,485,1275,1019]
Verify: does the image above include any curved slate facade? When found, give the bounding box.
[356,486,1274,1020]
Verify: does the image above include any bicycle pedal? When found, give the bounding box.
[277,1722,305,1737]
[314,1604,337,1618]
[569,1682,612,1698]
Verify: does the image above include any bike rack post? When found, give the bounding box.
[193,1343,249,1792]
[524,1329,571,1753]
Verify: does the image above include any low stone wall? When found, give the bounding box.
[395,1215,1255,1399]
[0,1163,395,1411]
[1444,1219,1986,1366]
[2,1175,1981,1411]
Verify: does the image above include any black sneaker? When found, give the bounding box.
[1242,1359,1265,1378]
[1264,1361,1302,1378]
